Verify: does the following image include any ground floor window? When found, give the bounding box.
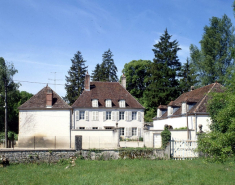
[120,127,124,135]
[105,127,113,129]
[132,128,137,136]
[79,127,85,129]
[92,127,98,129]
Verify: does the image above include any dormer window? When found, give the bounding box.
[182,102,186,114]
[105,99,112,107]
[92,99,98,107]
[119,100,125,108]
[168,106,173,116]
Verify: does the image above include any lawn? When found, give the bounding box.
[0,158,235,185]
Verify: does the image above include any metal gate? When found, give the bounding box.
[75,135,82,150]
[171,139,198,160]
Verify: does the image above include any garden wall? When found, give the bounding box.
[0,144,170,163]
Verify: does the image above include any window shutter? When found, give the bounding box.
[138,111,141,122]
[85,111,89,121]
[125,111,128,121]
[138,128,141,136]
[129,111,132,121]
[76,111,79,121]
[96,111,99,121]
[116,111,119,121]
[103,111,106,121]
[125,127,128,137]
[111,111,115,121]
[129,127,132,136]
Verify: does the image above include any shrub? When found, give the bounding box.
[161,127,171,149]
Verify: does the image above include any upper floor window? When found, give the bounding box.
[119,100,125,108]
[106,111,111,120]
[132,112,137,120]
[119,111,124,120]
[92,99,98,107]
[105,99,112,107]
[120,128,124,136]
[79,111,85,120]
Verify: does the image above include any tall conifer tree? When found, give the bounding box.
[144,29,181,121]
[64,51,87,105]
[190,14,235,86]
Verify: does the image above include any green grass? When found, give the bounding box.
[0,158,235,185]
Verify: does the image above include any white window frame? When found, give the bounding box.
[105,99,112,107]
[119,100,126,108]
[132,112,137,120]
[119,111,124,120]
[106,111,111,120]
[132,128,137,136]
[92,111,99,121]
[120,128,124,136]
[75,111,79,121]
[79,111,85,120]
[92,99,98,107]
[85,111,89,121]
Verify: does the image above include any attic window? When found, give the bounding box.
[157,109,167,118]
[105,99,112,107]
[119,100,125,108]
[168,106,173,116]
[92,99,98,107]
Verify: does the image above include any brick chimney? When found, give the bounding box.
[46,88,53,108]
[84,71,90,91]
[121,74,126,89]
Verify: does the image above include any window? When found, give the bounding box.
[119,100,125,108]
[132,128,137,136]
[92,111,99,121]
[79,127,85,129]
[79,111,85,119]
[132,112,137,120]
[106,111,111,120]
[120,128,124,136]
[92,127,98,130]
[92,99,98,107]
[119,111,124,120]
[105,127,113,130]
[105,99,112,107]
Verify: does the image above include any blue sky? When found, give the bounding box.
[0,0,234,97]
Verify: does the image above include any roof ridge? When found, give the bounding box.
[193,83,216,113]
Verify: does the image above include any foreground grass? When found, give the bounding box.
[0,158,235,185]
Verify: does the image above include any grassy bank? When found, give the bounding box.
[0,159,235,185]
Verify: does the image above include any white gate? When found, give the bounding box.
[171,138,198,160]
[153,134,162,148]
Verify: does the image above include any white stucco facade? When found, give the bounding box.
[18,109,71,148]
[152,114,211,133]
[72,108,144,138]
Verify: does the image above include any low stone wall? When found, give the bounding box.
[0,144,170,163]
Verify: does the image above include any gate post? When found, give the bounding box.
[75,135,82,150]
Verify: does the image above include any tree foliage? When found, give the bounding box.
[121,60,151,103]
[64,51,88,105]
[179,58,198,93]
[143,29,181,122]
[0,58,32,133]
[161,126,171,149]
[190,14,235,86]
[91,49,118,82]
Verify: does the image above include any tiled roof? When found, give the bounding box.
[153,82,223,120]
[18,86,71,110]
[72,81,144,109]
[158,105,167,109]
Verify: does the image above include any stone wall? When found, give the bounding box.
[0,144,170,163]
